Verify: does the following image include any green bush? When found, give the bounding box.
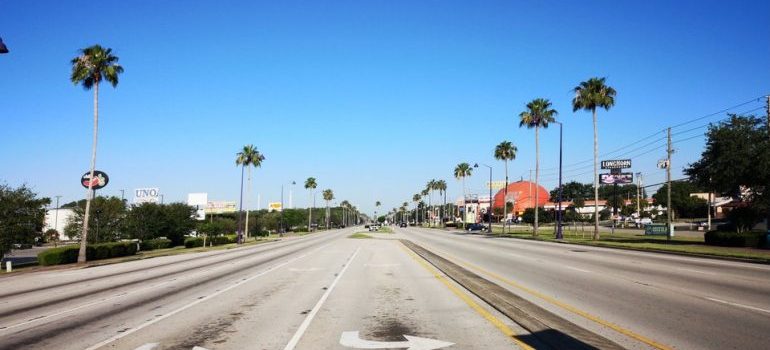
[184,237,204,248]
[704,230,767,248]
[38,245,80,266]
[140,238,172,251]
[211,236,232,245]
[224,234,238,243]
[37,242,137,265]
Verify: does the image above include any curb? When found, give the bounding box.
[401,239,624,350]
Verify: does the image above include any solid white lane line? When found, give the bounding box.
[705,297,770,314]
[283,247,361,350]
[83,244,328,350]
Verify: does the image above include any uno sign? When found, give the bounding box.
[134,188,160,204]
[601,159,632,169]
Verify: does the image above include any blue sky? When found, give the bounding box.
[1,0,768,214]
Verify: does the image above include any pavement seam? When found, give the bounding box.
[401,239,625,350]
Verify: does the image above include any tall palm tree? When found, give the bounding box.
[402,202,409,223]
[305,177,317,230]
[375,201,381,224]
[434,180,447,226]
[454,163,472,227]
[420,188,430,225]
[519,98,557,236]
[340,200,350,226]
[322,189,334,229]
[494,141,517,233]
[70,45,124,263]
[236,145,265,242]
[426,180,437,226]
[572,77,616,240]
[412,194,421,224]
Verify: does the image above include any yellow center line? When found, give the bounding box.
[421,242,673,350]
[399,242,535,350]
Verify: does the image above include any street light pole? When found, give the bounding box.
[555,121,564,240]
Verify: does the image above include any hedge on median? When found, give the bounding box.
[704,230,767,248]
[140,238,172,251]
[37,242,138,266]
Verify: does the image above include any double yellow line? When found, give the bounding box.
[417,242,673,350]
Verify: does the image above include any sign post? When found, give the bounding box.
[600,160,633,233]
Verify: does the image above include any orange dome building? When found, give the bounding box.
[492,180,550,215]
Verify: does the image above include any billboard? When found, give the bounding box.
[485,181,508,190]
[205,201,237,214]
[600,173,633,185]
[134,188,160,204]
[601,159,632,169]
[187,193,208,206]
[268,202,283,212]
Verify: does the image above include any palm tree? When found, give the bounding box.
[519,98,557,236]
[305,177,317,230]
[434,180,447,226]
[420,188,430,225]
[572,77,616,240]
[70,45,124,263]
[402,202,409,223]
[412,194,421,224]
[236,145,265,242]
[454,163,473,227]
[340,200,350,226]
[375,201,381,224]
[322,189,334,229]
[494,141,517,233]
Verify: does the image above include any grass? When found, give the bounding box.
[425,225,770,263]
[376,226,394,233]
[348,233,373,239]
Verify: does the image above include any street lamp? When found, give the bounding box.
[474,163,492,232]
[280,181,295,234]
[554,121,564,240]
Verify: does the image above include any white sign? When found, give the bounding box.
[268,202,283,212]
[485,181,507,190]
[187,193,208,206]
[134,188,160,204]
[205,201,237,214]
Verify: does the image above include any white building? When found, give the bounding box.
[43,208,75,241]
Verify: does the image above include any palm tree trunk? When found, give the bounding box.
[78,81,99,263]
[237,165,245,243]
[592,109,600,240]
[462,177,467,228]
[502,162,508,232]
[534,126,540,237]
[244,166,252,239]
[308,191,312,231]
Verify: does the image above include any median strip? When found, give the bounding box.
[401,239,624,350]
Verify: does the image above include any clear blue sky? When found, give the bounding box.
[1,0,768,214]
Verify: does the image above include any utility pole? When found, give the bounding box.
[54,195,62,239]
[666,127,673,241]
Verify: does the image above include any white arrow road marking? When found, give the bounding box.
[134,344,208,350]
[340,331,454,350]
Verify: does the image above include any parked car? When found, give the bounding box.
[399,222,408,228]
[466,223,488,232]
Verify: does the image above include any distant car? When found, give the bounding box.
[399,222,408,228]
[466,223,488,232]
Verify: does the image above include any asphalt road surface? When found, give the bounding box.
[2,226,768,350]
[401,226,770,350]
[0,227,533,350]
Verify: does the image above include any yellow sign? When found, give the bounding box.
[268,202,283,212]
[486,181,507,190]
[204,201,237,214]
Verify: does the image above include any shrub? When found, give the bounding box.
[184,237,204,248]
[704,230,767,248]
[224,234,238,243]
[38,245,80,266]
[37,242,137,265]
[211,236,232,245]
[140,238,172,251]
